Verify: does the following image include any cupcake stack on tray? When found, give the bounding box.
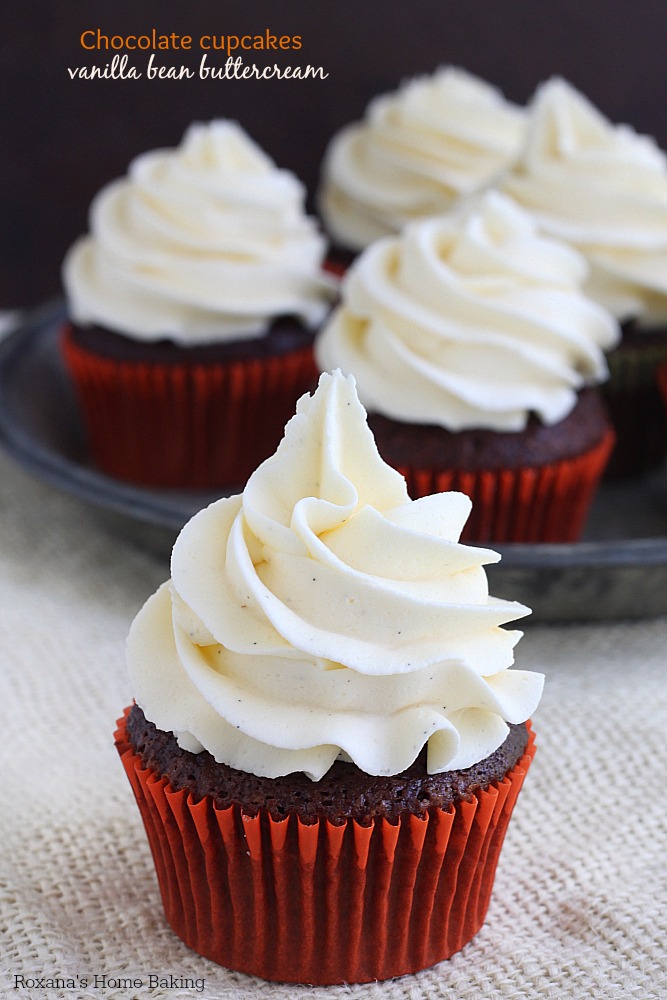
[59,66,667,503]
[318,69,667,482]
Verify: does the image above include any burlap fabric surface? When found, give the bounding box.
[1,449,666,1000]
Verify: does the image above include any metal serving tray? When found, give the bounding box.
[1,301,666,622]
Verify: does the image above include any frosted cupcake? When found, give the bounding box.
[316,192,619,543]
[501,77,667,476]
[116,370,543,985]
[318,66,527,267]
[62,120,337,489]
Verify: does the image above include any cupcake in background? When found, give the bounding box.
[318,66,527,269]
[62,120,337,490]
[500,77,667,477]
[116,369,543,985]
[316,192,619,544]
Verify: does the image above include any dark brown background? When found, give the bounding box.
[2,0,667,310]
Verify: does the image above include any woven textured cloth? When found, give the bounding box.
[1,448,666,1000]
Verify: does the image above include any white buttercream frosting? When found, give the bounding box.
[315,191,619,431]
[127,371,542,781]
[318,66,527,252]
[501,77,667,325]
[63,120,337,344]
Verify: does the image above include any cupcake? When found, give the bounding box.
[500,77,667,477]
[115,370,544,985]
[316,192,619,544]
[318,66,527,269]
[62,120,337,489]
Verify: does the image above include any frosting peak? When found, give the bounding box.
[63,120,336,343]
[128,371,542,781]
[316,191,619,431]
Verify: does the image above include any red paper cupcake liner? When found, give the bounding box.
[115,710,536,985]
[61,325,318,490]
[398,427,615,544]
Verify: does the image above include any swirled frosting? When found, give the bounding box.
[63,120,336,344]
[315,191,619,431]
[318,66,527,252]
[501,77,667,325]
[127,371,542,781]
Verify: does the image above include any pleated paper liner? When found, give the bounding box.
[396,426,615,544]
[61,325,318,490]
[115,709,536,986]
[603,336,667,479]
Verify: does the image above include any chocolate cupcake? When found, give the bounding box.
[318,66,527,269]
[116,370,543,984]
[501,77,667,477]
[316,192,619,543]
[62,120,337,489]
